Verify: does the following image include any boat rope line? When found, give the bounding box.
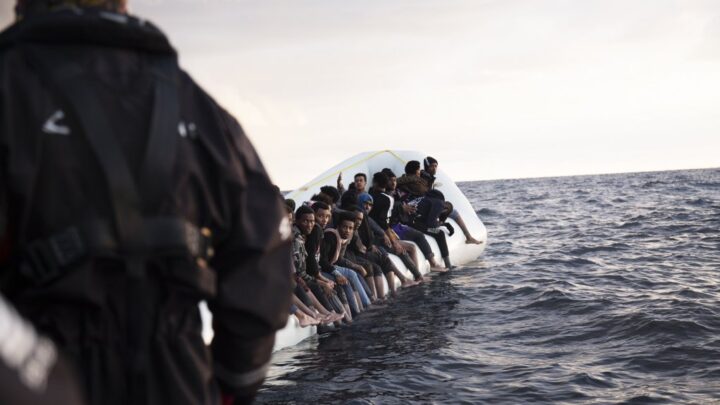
[286,150,406,199]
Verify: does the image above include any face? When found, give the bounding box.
[354,212,364,229]
[427,162,438,175]
[387,176,397,192]
[363,201,373,213]
[354,175,366,192]
[315,208,332,229]
[338,220,355,239]
[295,213,315,236]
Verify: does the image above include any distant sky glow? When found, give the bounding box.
[2,0,718,189]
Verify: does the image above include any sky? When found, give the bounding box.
[1,0,719,189]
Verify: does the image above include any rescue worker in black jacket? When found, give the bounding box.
[0,1,293,404]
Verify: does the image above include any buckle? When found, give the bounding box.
[20,227,85,285]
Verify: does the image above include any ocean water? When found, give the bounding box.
[257,168,720,404]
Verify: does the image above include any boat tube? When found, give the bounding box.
[200,150,488,351]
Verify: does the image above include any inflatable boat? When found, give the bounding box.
[270,150,488,351]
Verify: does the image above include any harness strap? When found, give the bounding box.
[19,218,208,285]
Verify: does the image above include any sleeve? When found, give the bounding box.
[206,107,292,400]
[318,234,335,273]
[426,199,445,228]
[304,226,321,277]
[368,195,390,230]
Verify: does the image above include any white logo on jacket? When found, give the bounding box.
[42,110,71,136]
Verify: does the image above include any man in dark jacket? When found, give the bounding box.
[0,1,292,404]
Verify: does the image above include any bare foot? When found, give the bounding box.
[431,265,448,273]
[465,237,484,245]
[297,313,319,327]
[402,279,419,287]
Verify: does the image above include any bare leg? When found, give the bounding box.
[400,241,420,269]
[374,275,386,299]
[293,295,321,319]
[454,213,482,244]
[365,276,378,300]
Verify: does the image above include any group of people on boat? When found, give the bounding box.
[285,156,483,328]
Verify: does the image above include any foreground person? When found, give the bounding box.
[0,1,293,404]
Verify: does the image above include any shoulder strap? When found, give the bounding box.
[23,46,180,251]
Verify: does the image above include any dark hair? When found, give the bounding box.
[354,173,367,181]
[319,186,340,203]
[295,205,314,219]
[284,199,296,214]
[381,168,397,179]
[423,156,438,170]
[404,160,421,175]
[338,211,358,225]
[372,172,389,188]
[310,192,333,206]
[312,201,331,213]
[344,204,361,213]
[340,190,358,210]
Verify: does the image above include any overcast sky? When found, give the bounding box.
[2,1,719,189]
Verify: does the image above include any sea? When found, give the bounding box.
[256,168,720,404]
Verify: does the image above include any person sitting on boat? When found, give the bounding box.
[382,168,448,272]
[410,190,456,269]
[397,160,429,200]
[293,206,349,323]
[320,185,341,207]
[421,156,483,245]
[349,202,417,294]
[367,173,424,282]
[354,172,368,193]
[314,203,374,311]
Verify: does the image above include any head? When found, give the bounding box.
[353,173,367,193]
[372,172,389,191]
[310,192,333,206]
[339,189,358,210]
[16,0,128,19]
[319,186,340,204]
[284,199,296,222]
[424,156,438,175]
[312,201,332,229]
[337,213,356,240]
[294,205,315,236]
[381,168,397,192]
[347,206,364,229]
[357,193,374,214]
[404,160,421,176]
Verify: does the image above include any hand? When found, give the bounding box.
[383,235,392,248]
[336,275,348,285]
[441,222,455,236]
[359,245,367,254]
[402,203,416,215]
[356,266,367,277]
[321,283,334,295]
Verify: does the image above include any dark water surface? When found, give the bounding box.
[257,168,720,404]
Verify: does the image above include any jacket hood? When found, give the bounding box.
[0,8,175,56]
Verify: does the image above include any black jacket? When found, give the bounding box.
[0,9,291,405]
